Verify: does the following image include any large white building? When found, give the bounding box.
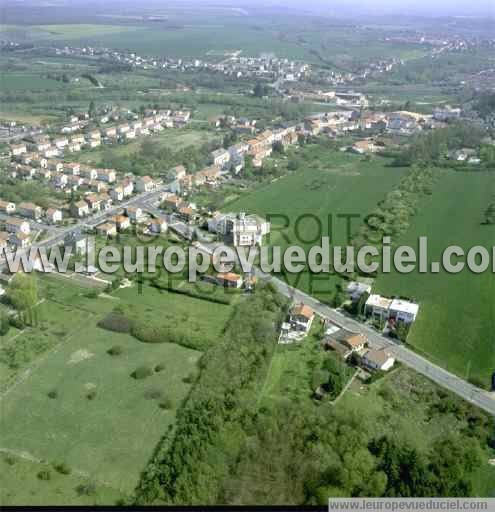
[208,212,270,247]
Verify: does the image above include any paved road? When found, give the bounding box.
[256,269,495,416]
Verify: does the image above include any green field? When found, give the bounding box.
[228,148,408,301]
[72,128,219,166]
[374,170,495,385]
[0,273,234,505]
[0,73,70,91]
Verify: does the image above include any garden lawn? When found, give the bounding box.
[0,323,200,493]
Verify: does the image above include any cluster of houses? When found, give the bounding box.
[57,108,190,139]
[345,281,420,329]
[92,206,168,239]
[10,108,191,163]
[279,301,396,374]
[0,199,63,249]
[209,123,299,171]
[323,321,396,372]
[49,45,311,83]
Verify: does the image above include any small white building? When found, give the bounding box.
[362,349,395,372]
[389,299,419,324]
[365,294,393,322]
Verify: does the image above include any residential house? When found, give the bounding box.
[126,206,144,223]
[18,202,42,220]
[346,281,372,302]
[121,179,134,197]
[148,218,167,234]
[70,200,90,218]
[104,126,117,139]
[37,167,52,180]
[117,123,130,135]
[211,148,231,168]
[0,200,16,215]
[362,349,395,372]
[389,299,419,324]
[96,222,117,238]
[97,168,116,183]
[80,165,98,181]
[6,217,30,234]
[135,176,155,193]
[85,194,102,212]
[64,162,80,175]
[43,146,59,158]
[52,172,68,189]
[365,294,393,322]
[29,137,51,153]
[215,272,243,288]
[67,175,83,190]
[10,143,27,157]
[71,134,85,145]
[53,137,69,150]
[178,205,195,221]
[11,232,30,248]
[163,194,181,210]
[112,215,131,231]
[171,165,186,180]
[64,232,88,255]
[351,139,376,154]
[0,232,9,251]
[67,141,81,153]
[45,208,63,224]
[17,165,37,180]
[109,186,124,202]
[340,333,367,352]
[98,193,112,211]
[48,159,64,173]
[289,303,315,333]
[87,138,101,149]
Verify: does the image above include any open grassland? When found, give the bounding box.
[0,454,123,506]
[71,128,219,166]
[374,170,495,386]
[0,73,70,91]
[228,149,408,301]
[0,24,137,41]
[0,274,234,504]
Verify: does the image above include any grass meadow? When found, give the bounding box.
[374,170,495,385]
[0,274,234,504]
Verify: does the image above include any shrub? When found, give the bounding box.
[47,389,58,399]
[53,462,71,475]
[154,363,165,372]
[86,390,97,400]
[37,470,51,481]
[144,388,163,400]
[98,312,133,334]
[107,345,123,356]
[3,455,15,466]
[131,366,153,380]
[159,397,174,410]
[76,482,96,496]
[182,373,196,384]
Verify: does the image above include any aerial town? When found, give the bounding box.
[0,0,494,507]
